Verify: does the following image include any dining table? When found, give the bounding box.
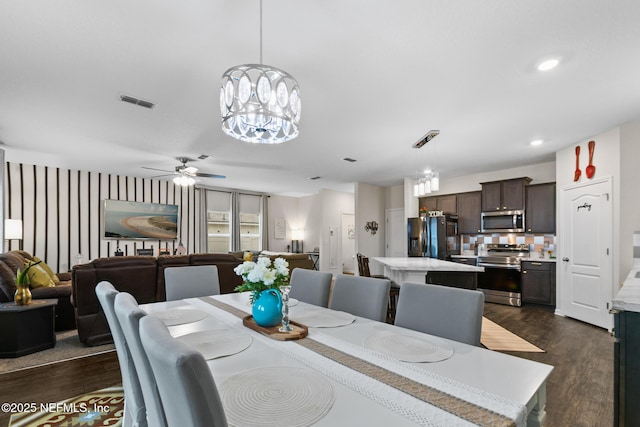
[141,292,552,427]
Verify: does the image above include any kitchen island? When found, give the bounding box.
[372,257,484,288]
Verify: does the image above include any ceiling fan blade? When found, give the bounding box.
[142,166,174,173]
[195,172,226,179]
[149,173,177,179]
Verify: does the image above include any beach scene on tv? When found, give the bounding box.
[104,200,179,239]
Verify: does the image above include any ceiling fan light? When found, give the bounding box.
[173,175,195,187]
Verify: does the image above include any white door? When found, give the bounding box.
[560,178,613,329]
[385,208,405,257]
[341,214,355,273]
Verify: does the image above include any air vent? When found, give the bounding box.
[197,154,210,160]
[343,157,357,163]
[412,130,440,148]
[310,176,321,180]
[120,94,156,109]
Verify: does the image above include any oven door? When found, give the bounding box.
[477,264,522,307]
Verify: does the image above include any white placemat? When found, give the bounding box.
[288,298,299,307]
[220,366,335,427]
[291,306,355,328]
[176,329,252,360]
[150,308,208,326]
[363,331,454,362]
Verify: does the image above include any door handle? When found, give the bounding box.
[562,257,570,262]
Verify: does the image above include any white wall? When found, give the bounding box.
[355,182,386,274]
[384,184,404,209]
[267,195,302,252]
[620,119,640,279]
[319,189,354,274]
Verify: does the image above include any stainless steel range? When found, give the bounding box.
[477,243,530,307]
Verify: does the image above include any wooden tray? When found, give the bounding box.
[242,315,308,341]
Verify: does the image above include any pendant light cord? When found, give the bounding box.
[259,0,263,65]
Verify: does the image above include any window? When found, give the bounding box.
[204,190,265,253]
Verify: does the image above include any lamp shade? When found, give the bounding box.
[291,229,304,240]
[4,219,23,240]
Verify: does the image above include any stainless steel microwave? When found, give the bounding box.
[481,210,525,233]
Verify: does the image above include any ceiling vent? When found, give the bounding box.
[343,157,357,163]
[197,154,210,160]
[412,130,440,148]
[310,176,321,180]
[120,94,156,109]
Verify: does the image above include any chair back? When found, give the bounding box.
[289,268,332,307]
[329,274,390,322]
[164,265,220,300]
[95,281,147,427]
[114,292,168,427]
[394,282,485,346]
[139,316,228,427]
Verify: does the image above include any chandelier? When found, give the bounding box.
[413,171,440,197]
[220,1,301,144]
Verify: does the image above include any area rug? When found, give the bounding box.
[9,386,124,427]
[481,317,545,353]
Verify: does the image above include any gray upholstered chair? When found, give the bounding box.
[394,282,485,346]
[114,292,168,427]
[139,315,228,427]
[289,268,332,307]
[329,274,390,322]
[164,265,221,301]
[95,281,146,427]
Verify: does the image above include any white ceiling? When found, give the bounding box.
[1,0,639,196]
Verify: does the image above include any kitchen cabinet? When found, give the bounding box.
[451,257,477,266]
[481,177,531,212]
[612,298,640,425]
[457,191,482,234]
[521,260,556,305]
[526,183,556,233]
[419,194,457,214]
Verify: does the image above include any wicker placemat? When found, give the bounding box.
[291,307,355,328]
[363,331,454,363]
[220,366,335,427]
[150,308,208,326]
[177,329,252,359]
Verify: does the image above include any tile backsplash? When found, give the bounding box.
[461,233,556,256]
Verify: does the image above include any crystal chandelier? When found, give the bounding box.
[220,1,301,144]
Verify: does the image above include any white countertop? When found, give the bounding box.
[372,257,483,272]
[612,267,640,312]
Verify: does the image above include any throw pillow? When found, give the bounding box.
[33,256,60,284]
[243,251,254,261]
[23,261,56,289]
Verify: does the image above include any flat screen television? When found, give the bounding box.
[103,200,179,240]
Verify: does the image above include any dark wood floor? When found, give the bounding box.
[484,302,614,427]
[0,303,613,427]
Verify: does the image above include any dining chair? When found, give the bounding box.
[114,292,168,427]
[394,282,485,346]
[164,265,220,301]
[358,255,400,323]
[289,268,333,307]
[329,274,390,322]
[139,315,228,427]
[95,281,147,427]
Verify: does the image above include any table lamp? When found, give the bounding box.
[291,229,304,254]
[4,219,23,250]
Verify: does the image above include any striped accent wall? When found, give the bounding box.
[4,162,202,273]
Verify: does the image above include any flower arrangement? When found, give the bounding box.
[234,257,290,303]
[419,207,428,215]
[16,260,42,287]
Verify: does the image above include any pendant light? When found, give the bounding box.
[220,0,301,144]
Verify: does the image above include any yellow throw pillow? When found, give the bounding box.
[23,261,56,289]
[33,256,60,284]
[243,251,254,261]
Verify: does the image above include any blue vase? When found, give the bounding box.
[252,289,283,327]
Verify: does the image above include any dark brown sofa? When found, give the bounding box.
[72,253,244,346]
[0,250,76,331]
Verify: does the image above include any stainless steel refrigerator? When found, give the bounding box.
[407,215,460,259]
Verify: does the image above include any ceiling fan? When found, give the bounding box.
[142,157,226,181]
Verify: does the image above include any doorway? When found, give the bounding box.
[559,177,613,329]
[341,213,355,274]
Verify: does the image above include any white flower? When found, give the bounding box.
[256,257,272,268]
[234,261,255,276]
[262,269,276,285]
[273,257,289,276]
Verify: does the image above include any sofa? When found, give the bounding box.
[71,253,244,346]
[0,250,76,331]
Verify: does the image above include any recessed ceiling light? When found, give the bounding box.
[530,139,544,146]
[537,58,560,72]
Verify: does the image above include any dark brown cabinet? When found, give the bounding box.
[521,261,556,305]
[612,308,640,426]
[481,177,531,212]
[456,191,482,234]
[525,183,556,233]
[419,194,457,215]
[451,257,477,266]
